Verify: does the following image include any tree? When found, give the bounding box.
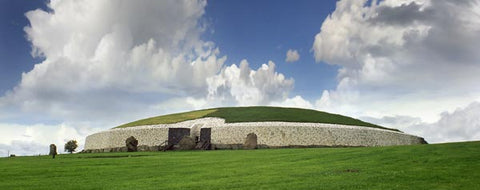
[64,140,78,154]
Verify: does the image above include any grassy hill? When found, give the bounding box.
[1,141,479,189]
[117,106,397,131]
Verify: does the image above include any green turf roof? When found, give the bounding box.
[116,106,399,131]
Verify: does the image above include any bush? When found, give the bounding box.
[64,140,78,154]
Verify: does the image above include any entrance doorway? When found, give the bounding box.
[200,128,211,142]
[168,128,190,145]
[198,128,212,150]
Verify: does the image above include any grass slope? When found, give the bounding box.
[1,141,479,189]
[117,106,395,131]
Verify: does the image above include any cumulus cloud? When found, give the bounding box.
[422,101,480,142]
[0,0,300,155]
[362,102,480,143]
[0,0,298,122]
[0,0,224,122]
[270,96,313,109]
[285,49,300,62]
[312,0,480,123]
[206,60,294,106]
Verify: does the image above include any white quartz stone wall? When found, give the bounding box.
[84,118,224,150]
[84,117,425,150]
[210,122,425,147]
[84,126,169,150]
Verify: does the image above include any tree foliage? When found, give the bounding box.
[64,140,78,154]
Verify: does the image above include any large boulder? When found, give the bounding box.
[243,133,257,149]
[125,136,138,152]
[178,136,196,150]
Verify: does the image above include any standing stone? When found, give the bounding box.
[178,136,196,150]
[49,144,57,159]
[125,136,138,152]
[243,133,257,149]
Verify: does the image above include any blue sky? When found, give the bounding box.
[0,0,338,101]
[1,0,480,156]
[204,0,338,100]
[0,0,47,94]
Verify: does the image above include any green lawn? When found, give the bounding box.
[117,106,395,131]
[1,141,479,189]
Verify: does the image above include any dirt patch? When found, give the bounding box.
[83,155,149,159]
[342,169,360,173]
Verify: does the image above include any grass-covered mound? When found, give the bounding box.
[117,106,395,131]
[1,141,479,189]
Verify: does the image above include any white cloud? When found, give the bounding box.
[423,101,480,142]
[21,0,223,93]
[270,96,313,109]
[285,49,300,62]
[0,141,46,157]
[312,0,480,124]
[0,0,300,155]
[362,102,480,143]
[206,60,294,106]
[0,122,100,156]
[0,0,226,123]
[0,0,295,123]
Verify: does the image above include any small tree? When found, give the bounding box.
[64,140,78,154]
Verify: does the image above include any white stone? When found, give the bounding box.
[84,117,425,150]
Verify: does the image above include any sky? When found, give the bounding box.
[1,0,480,156]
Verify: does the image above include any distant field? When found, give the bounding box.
[1,141,479,189]
[117,106,395,131]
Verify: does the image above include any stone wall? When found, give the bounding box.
[84,117,426,151]
[84,126,169,150]
[210,122,425,148]
[84,118,223,150]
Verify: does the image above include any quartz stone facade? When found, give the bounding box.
[84,118,426,152]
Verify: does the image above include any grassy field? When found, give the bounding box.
[1,141,479,189]
[117,106,394,131]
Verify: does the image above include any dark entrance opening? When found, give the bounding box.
[168,128,190,145]
[200,128,211,142]
[198,128,212,150]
